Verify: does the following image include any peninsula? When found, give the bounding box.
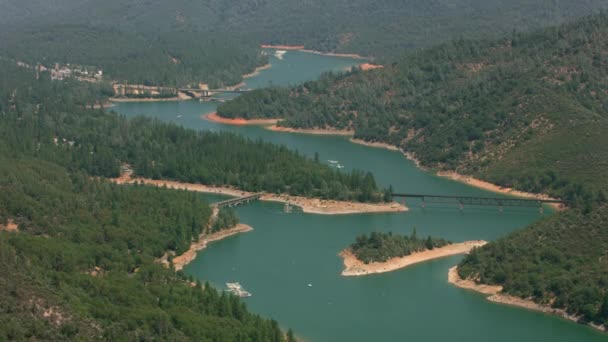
[113,174,407,215]
[448,267,606,332]
[160,207,254,271]
[339,231,485,276]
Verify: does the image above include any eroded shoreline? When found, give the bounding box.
[169,223,254,271]
[437,171,565,210]
[113,176,407,215]
[204,112,280,125]
[267,125,355,135]
[448,266,606,332]
[340,241,487,276]
[242,63,272,79]
[346,138,561,206]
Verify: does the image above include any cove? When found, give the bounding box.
[111,50,605,341]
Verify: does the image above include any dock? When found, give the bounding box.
[226,282,252,297]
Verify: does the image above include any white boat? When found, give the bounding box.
[336,164,345,169]
[308,283,313,287]
[226,282,252,297]
[275,50,287,60]
[327,160,339,164]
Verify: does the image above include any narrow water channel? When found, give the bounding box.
[111,50,605,342]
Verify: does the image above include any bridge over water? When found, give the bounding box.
[392,193,567,212]
[179,88,252,98]
[212,192,265,208]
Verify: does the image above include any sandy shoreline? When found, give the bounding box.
[300,49,368,60]
[358,63,384,71]
[261,44,305,50]
[204,112,280,125]
[109,96,184,102]
[340,241,487,276]
[205,114,356,135]
[267,125,355,135]
[349,137,563,206]
[170,223,253,271]
[437,171,564,210]
[114,176,407,215]
[348,138,423,168]
[448,266,606,332]
[242,63,272,79]
[349,138,399,151]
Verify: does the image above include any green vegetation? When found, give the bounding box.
[351,230,450,264]
[2,1,606,87]
[218,14,608,205]
[0,60,386,202]
[217,14,608,327]
[0,56,412,339]
[458,205,608,327]
[212,208,240,233]
[0,156,288,340]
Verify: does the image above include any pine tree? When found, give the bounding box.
[286,328,296,342]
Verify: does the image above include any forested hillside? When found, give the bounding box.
[0,57,308,340]
[458,205,608,328]
[0,58,396,338]
[1,0,606,86]
[0,61,386,202]
[0,155,290,340]
[218,14,608,203]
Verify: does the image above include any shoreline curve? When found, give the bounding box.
[171,223,253,271]
[448,266,606,332]
[204,112,280,126]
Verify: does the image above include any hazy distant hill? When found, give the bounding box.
[1,0,607,86]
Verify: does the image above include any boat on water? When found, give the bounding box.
[327,160,339,164]
[336,164,344,169]
[226,282,252,297]
[275,50,287,60]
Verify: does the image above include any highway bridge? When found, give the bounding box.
[179,88,252,98]
[212,192,265,208]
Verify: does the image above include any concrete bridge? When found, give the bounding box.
[179,88,253,98]
[212,192,265,208]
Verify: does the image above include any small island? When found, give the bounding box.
[340,230,486,276]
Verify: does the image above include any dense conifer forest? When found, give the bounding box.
[0,61,386,202]
[0,59,391,339]
[3,1,608,337]
[0,156,288,340]
[459,205,608,327]
[1,1,606,87]
[350,230,450,264]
